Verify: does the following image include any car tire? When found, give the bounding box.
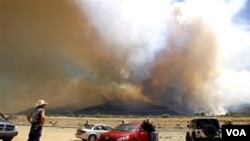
[88,135,97,141]
[204,125,217,138]
[3,138,12,141]
[191,138,201,141]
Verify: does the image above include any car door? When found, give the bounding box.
[94,125,106,138]
[138,125,149,141]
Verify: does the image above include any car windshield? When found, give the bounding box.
[196,119,220,129]
[114,124,137,132]
[0,113,7,121]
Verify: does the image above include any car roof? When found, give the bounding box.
[121,122,141,125]
[117,122,143,127]
[89,124,112,126]
[80,124,113,129]
[126,122,142,124]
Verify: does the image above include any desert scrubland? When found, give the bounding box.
[9,116,250,141]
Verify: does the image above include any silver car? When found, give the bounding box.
[75,124,113,141]
[0,113,18,141]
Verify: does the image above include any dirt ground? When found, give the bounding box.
[9,116,250,141]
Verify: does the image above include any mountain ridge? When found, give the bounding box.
[18,101,181,116]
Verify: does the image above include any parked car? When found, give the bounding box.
[75,123,113,141]
[186,117,222,141]
[0,113,18,141]
[98,122,159,141]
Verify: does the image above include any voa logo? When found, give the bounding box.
[226,129,246,136]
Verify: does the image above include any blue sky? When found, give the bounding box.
[239,0,250,22]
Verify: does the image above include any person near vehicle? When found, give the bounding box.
[84,120,90,127]
[142,118,158,141]
[121,119,128,124]
[26,100,48,141]
[121,120,125,124]
[223,119,233,125]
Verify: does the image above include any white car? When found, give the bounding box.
[0,113,18,141]
[75,124,113,141]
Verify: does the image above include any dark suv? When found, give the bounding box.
[186,117,222,141]
[0,113,18,141]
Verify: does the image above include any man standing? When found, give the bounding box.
[26,100,48,141]
[84,120,90,128]
[142,118,158,141]
[121,119,127,124]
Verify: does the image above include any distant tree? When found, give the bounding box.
[195,112,206,116]
[161,114,171,118]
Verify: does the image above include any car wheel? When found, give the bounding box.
[88,135,97,141]
[204,125,217,138]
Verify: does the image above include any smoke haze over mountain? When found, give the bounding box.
[0,0,250,115]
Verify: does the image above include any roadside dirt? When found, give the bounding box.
[10,116,250,141]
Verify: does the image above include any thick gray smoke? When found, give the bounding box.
[0,0,249,115]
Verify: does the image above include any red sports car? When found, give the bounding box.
[98,122,158,141]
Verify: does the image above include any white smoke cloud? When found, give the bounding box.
[205,0,250,107]
[77,0,174,82]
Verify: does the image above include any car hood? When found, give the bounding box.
[101,131,134,137]
[0,120,16,125]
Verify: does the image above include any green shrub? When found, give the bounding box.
[93,113,111,118]
[161,114,171,118]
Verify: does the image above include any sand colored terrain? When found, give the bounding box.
[9,116,250,141]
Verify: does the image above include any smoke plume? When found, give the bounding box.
[0,0,249,115]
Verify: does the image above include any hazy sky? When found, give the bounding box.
[0,0,250,115]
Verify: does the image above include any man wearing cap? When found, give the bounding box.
[26,100,48,141]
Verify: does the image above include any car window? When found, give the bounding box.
[104,126,113,131]
[197,119,220,129]
[100,125,106,130]
[114,124,137,132]
[94,125,105,130]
